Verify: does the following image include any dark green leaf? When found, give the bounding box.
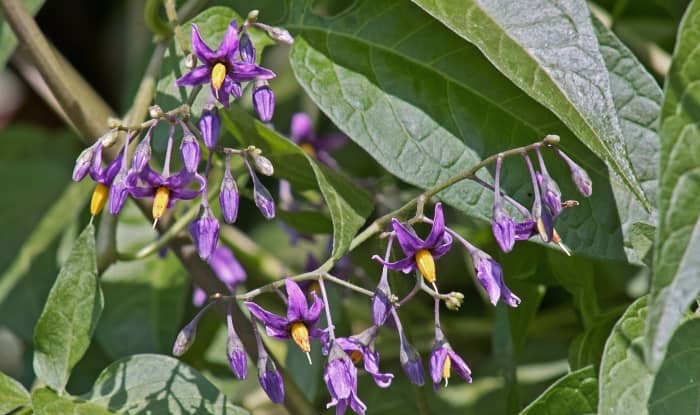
[410,0,648,208]
[520,366,597,415]
[648,318,700,414]
[276,209,334,235]
[222,105,372,259]
[568,306,624,370]
[31,388,117,415]
[646,0,700,369]
[33,224,103,392]
[598,297,653,415]
[83,354,248,414]
[0,370,30,414]
[285,0,658,262]
[0,0,46,69]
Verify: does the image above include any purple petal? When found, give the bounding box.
[131,136,152,173]
[372,254,416,274]
[290,112,314,142]
[102,151,124,185]
[305,292,324,323]
[108,170,132,215]
[89,142,105,182]
[192,285,207,307]
[285,279,309,322]
[429,346,448,386]
[230,62,276,81]
[391,219,422,257]
[209,246,246,289]
[431,233,453,259]
[447,349,472,382]
[424,203,445,247]
[245,302,288,331]
[180,134,200,173]
[190,24,215,63]
[218,20,239,61]
[363,349,393,388]
[265,325,292,340]
[239,31,256,64]
[72,146,95,181]
[514,220,537,241]
[474,256,502,306]
[314,133,347,153]
[139,164,165,186]
[176,65,210,87]
[492,204,515,253]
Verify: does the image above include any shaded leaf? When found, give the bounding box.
[32,388,117,415]
[83,354,248,414]
[568,306,624,370]
[646,0,700,369]
[598,297,653,415]
[33,224,103,392]
[0,370,30,414]
[520,366,597,415]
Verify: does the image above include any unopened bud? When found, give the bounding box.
[247,9,259,22]
[252,81,275,122]
[131,133,152,173]
[240,32,256,64]
[445,292,465,310]
[185,53,197,69]
[149,105,164,119]
[100,129,118,147]
[180,134,201,173]
[173,319,198,356]
[72,144,97,181]
[251,152,274,176]
[269,26,294,44]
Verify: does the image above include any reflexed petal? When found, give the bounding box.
[218,20,239,61]
[514,220,536,240]
[431,233,453,259]
[213,80,232,108]
[139,164,165,186]
[285,279,309,322]
[391,219,422,256]
[265,325,291,339]
[475,257,502,306]
[171,187,202,201]
[305,292,324,323]
[230,62,276,81]
[372,254,416,274]
[363,349,393,388]
[349,391,367,415]
[190,24,215,63]
[290,112,313,142]
[245,302,288,331]
[492,204,515,252]
[239,31,256,64]
[424,203,445,247]
[209,246,246,289]
[429,346,448,386]
[176,65,210,86]
[499,280,521,307]
[102,151,124,185]
[88,142,105,182]
[447,350,472,382]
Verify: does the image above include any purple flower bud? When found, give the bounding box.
[556,148,592,197]
[253,82,275,122]
[189,205,220,261]
[199,105,220,150]
[219,160,239,223]
[180,134,200,173]
[239,31,256,64]
[226,307,247,379]
[258,354,285,404]
[372,270,392,327]
[399,336,425,386]
[72,144,97,181]
[470,250,520,307]
[492,202,515,253]
[108,169,132,215]
[229,81,243,99]
[252,172,275,219]
[131,133,152,174]
[538,173,562,217]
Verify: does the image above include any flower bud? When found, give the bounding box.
[131,133,152,174]
[399,336,425,386]
[180,134,200,173]
[184,53,197,69]
[258,353,284,403]
[72,144,97,181]
[252,81,275,122]
[247,9,259,22]
[491,202,515,253]
[254,181,275,219]
[269,26,294,44]
[226,308,248,379]
[251,152,274,176]
[199,104,220,149]
[229,81,243,99]
[444,292,465,311]
[556,148,592,197]
[108,169,132,215]
[149,105,163,119]
[189,204,220,261]
[173,318,198,356]
[239,32,256,64]
[219,163,240,223]
[539,173,562,217]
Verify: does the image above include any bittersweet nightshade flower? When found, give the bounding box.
[253,81,275,122]
[245,279,324,357]
[199,104,220,149]
[372,203,452,284]
[289,112,347,169]
[491,156,516,253]
[523,153,553,243]
[471,249,520,307]
[130,165,205,223]
[193,245,246,306]
[429,326,471,389]
[555,147,592,197]
[334,326,393,388]
[189,204,220,261]
[85,142,124,217]
[180,133,200,173]
[226,305,247,379]
[176,21,275,107]
[324,342,367,415]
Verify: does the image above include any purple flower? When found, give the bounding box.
[180,133,200,173]
[556,148,592,197]
[189,204,220,261]
[470,250,520,307]
[290,112,347,168]
[372,203,452,283]
[324,342,367,415]
[129,165,205,222]
[429,327,471,389]
[199,104,220,149]
[333,326,393,387]
[253,81,275,122]
[535,147,562,217]
[245,279,324,353]
[258,353,284,404]
[85,142,126,216]
[193,245,246,306]
[371,240,394,327]
[226,305,247,379]
[491,156,516,252]
[399,335,425,386]
[176,21,275,107]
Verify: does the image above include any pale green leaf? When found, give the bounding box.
[33,224,103,392]
[31,388,117,415]
[520,366,597,415]
[0,370,30,414]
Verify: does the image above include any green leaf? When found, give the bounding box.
[410,0,648,209]
[647,318,700,414]
[646,0,700,370]
[83,354,248,414]
[285,0,659,262]
[31,388,117,415]
[520,366,597,415]
[0,370,30,414]
[276,209,333,235]
[568,306,624,370]
[598,296,653,415]
[96,254,187,359]
[222,105,372,259]
[0,0,46,70]
[33,224,103,392]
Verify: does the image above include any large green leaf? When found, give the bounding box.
[410,0,648,208]
[0,0,46,70]
[646,0,700,370]
[33,224,103,392]
[83,354,248,414]
[283,0,659,262]
[222,105,373,259]
[520,366,597,415]
[0,370,30,414]
[598,297,653,415]
[647,318,700,414]
[32,388,117,415]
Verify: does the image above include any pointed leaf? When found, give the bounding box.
[0,370,30,414]
[520,366,597,415]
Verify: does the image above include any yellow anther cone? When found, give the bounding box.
[152,186,170,221]
[415,249,436,283]
[290,322,310,353]
[211,63,227,93]
[90,183,109,216]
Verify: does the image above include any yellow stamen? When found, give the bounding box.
[415,249,436,283]
[552,229,571,256]
[536,217,551,242]
[211,63,227,95]
[350,350,363,364]
[300,143,317,158]
[290,322,311,353]
[443,355,452,386]
[90,183,109,217]
[152,186,170,222]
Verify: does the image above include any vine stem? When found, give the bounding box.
[232,272,374,302]
[318,276,335,341]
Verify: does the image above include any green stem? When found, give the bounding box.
[165,0,190,53]
[144,0,170,39]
